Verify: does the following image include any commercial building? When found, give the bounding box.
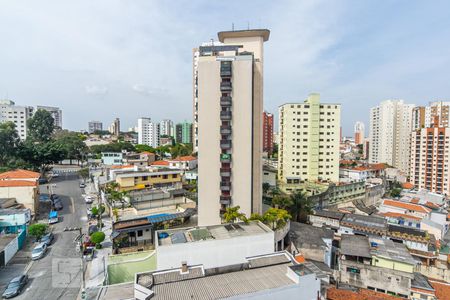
[263,111,274,155]
[369,99,414,174]
[113,169,183,192]
[137,117,160,147]
[410,120,450,195]
[101,152,124,166]
[278,93,341,185]
[159,119,174,137]
[0,100,34,140]
[354,121,365,145]
[36,105,62,128]
[196,29,269,226]
[88,121,103,134]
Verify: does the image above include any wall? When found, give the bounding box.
[4,236,19,265]
[0,186,37,214]
[156,231,274,270]
[107,250,157,284]
[372,256,415,273]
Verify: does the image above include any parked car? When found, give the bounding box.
[48,211,58,224]
[52,199,63,211]
[84,196,94,204]
[2,275,28,298]
[51,173,60,178]
[38,178,48,184]
[88,225,98,235]
[79,182,86,188]
[83,247,95,261]
[50,194,59,201]
[40,232,54,246]
[31,243,47,260]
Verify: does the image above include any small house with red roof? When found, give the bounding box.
[0,169,40,215]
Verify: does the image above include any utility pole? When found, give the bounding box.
[79,227,86,300]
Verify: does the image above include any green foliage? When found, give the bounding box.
[19,140,65,171]
[262,183,270,195]
[91,205,105,217]
[90,231,105,244]
[28,223,48,239]
[223,206,248,223]
[135,144,156,153]
[78,168,90,180]
[272,194,293,210]
[0,122,22,167]
[170,143,193,158]
[289,191,313,223]
[89,142,135,154]
[263,208,291,230]
[27,109,55,143]
[391,188,402,198]
[54,130,88,163]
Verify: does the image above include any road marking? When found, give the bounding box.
[71,197,75,214]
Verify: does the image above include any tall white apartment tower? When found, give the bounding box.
[369,100,414,174]
[138,117,160,147]
[160,119,174,137]
[0,100,34,140]
[197,29,270,226]
[37,106,63,129]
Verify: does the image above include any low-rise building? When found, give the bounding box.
[339,163,385,181]
[0,170,40,215]
[308,181,366,209]
[309,210,344,230]
[0,208,31,233]
[379,199,432,220]
[338,213,387,236]
[263,165,277,187]
[123,152,156,167]
[101,152,124,166]
[114,169,183,192]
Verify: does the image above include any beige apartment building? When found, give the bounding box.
[278,94,341,188]
[196,29,269,226]
[413,101,450,130]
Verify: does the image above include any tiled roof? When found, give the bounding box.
[152,160,170,166]
[410,198,420,204]
[327,287,400,300]
[0,180,37,187]
[0,169,40,180]
[172,156,197,162]
[402,182,414,189]
[110,165,133,169]
[382,199,431,213]
[424,201,439,209]
[429,280,450,300]
[381,212,422,221]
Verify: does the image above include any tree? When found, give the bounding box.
[78,168,90,182]
[28,223,48,240]
[90,231,105,247]
[289,191,313,223]
[54,130,88,164]
[262,183,270,195]
[391,188,402,198]
[223,206,247,223]
[135,144,155,153]
[0,122,21,167]
[263,208,291,230]
[27,109,55,142]
[89,142,135,154]
[20,140,65,172]
[272,194,293,210]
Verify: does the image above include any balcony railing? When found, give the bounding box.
[220,97,232,106]
[220,111,232,120]
[220,126,232,134]
[220,168,231,176]
[220,196,231,205]
[220,153,231,162]
[220,82,232,91]
[220,141,232,149]
[220,68,232,77]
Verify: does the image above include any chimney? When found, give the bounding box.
[181,261,188,273]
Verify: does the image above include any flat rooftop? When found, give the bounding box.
[0,235,17,251]
[370,238,416,265]
[157,221,272,246]
[340,234,371,258]
[341,213,386,230]
[218,29,270,42]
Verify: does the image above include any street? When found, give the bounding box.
[14,173,88,300]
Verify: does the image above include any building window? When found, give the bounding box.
[137,230,143,237]
[346,267,360,274]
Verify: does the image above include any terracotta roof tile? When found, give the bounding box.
[402,182,414,189]
[152,160,170,166]
[111,165,134,169]
[327,287,400,300]
[0,169,40,180]
[0,180,37,187]
[381,212,422,221]
[382,199,431,214]
[172,156,197,162]
[410,198,420,204]
[429,280,450,300]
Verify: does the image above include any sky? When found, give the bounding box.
[1,1,450,135]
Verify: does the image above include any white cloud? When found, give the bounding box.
[85,85,108,96]
[132,84,167,96]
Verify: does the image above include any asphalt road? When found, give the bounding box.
[15,173,88,300]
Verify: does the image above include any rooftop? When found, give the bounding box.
[382,199,431,214]
[312,209,345,220]
[381,212,422,221]
[341,213,386,230]
[340,235,371,258]
[218,29,270,42]
[429,280,450,300]
[0,169,40,180]
[0,180,37,187]
[411,272,435,292]
[115,169,182,178]
[370,238,416,265]
[289,222,333,249]
[157,221,272,246]
[0,234,17,251]
[327,287,402,300]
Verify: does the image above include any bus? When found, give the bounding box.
[48,210,58,224]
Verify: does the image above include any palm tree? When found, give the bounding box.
[289,191,313,223]
[272,194,293,210]
[223,206,247,223]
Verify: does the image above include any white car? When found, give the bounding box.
[52,173,60,178]
[84,196,94,204]
[31,243,48,260]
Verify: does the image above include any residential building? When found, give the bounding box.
[263,111,274,155]
[412,106,426,130]
[123,152,156,167]
[362,138,370,159]
[0,99,34,140]
[134,251,322,300]
[159,119,174,137]
[369,99,414,174]
[307,181,366,209]
[410,121,450,195]
[36,105,62,128]
[378,199,432,220]
[0,170,40,215]
[414,101,450,130]
[339,163,385,181]
[263,165,277,187]
[0,208,31,233]
[278,93,341,185]
[196,29,269,226]
[354,121,365,145]
[88,121,103,134]
[175,121,192,144]
[101,152,124,166]
[175,123,182,143]
[113,169,183,192]
[338,235,415,298]
[109,118,120,136]
[309,210,345,230]
[137,117,160,147]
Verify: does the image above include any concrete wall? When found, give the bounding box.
[372,256,415,273]
[0,186,38,214]
[156,231,274,270]
[4,236,19,265]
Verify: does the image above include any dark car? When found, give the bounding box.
[2,275,28,298]
[53,198,63,211]
[40,232,54,246]
[50,194,59,201]
[38,178,48,184]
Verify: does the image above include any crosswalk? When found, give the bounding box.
[52,168,80,174]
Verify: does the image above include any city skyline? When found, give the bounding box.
[1,1,450,134]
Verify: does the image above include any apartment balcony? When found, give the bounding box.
[220,111,232,120]
[220,181,231,191]
[220,82,232,91]
[220,195,231,205]
[220,125,232,134]
[220,68,232,77]
[220,153,232,163]
[220,167,231,176]
[220,140,232,149]
[220,97,232,106]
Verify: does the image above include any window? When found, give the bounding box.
[137,230,143,237]
[346,267,360,274]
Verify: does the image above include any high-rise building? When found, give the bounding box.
[175,123,183,144]
[278,93,341,185]
[369,100,414,174]
[138,117,160,147]
[175,122,193,144]
[0,99,34,140]
[263,111,274,155]
[354,121,365,145]
[412,101,450,131]
[412,106,426,131]
[160,119,174,137]
[109,118,120,136]
[197,29,269,226]
[410,117,450,195]
[88,121,103,134]
[37,106,62,129]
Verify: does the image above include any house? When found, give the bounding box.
[339,163,386,181]
[381,212,422,229]
[379,199,431,220]
[113,168,183,192]
[402,190,446,208]
[309,210,345,230]
[338,213,387,236]
[410,272,437,300]
[421,219,446,241]
[289,222,334,267]
[134,251,323,300]
[338,235,415,298]
[0,170,40,215]
[0,208,31,233]
[151,156,198,171]
[101,152,124,166]
[123,152,156,167]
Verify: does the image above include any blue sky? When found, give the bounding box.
[0,1,449,135]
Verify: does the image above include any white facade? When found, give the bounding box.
[37,105,62,128]
[0,100,34,140]
[159,119,174,137]
[137,117,160,147]
[88,121,103,133]
[369,100,414,174]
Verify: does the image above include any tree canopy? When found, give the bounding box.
[27,109,55,143]
[0,122,21,167]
